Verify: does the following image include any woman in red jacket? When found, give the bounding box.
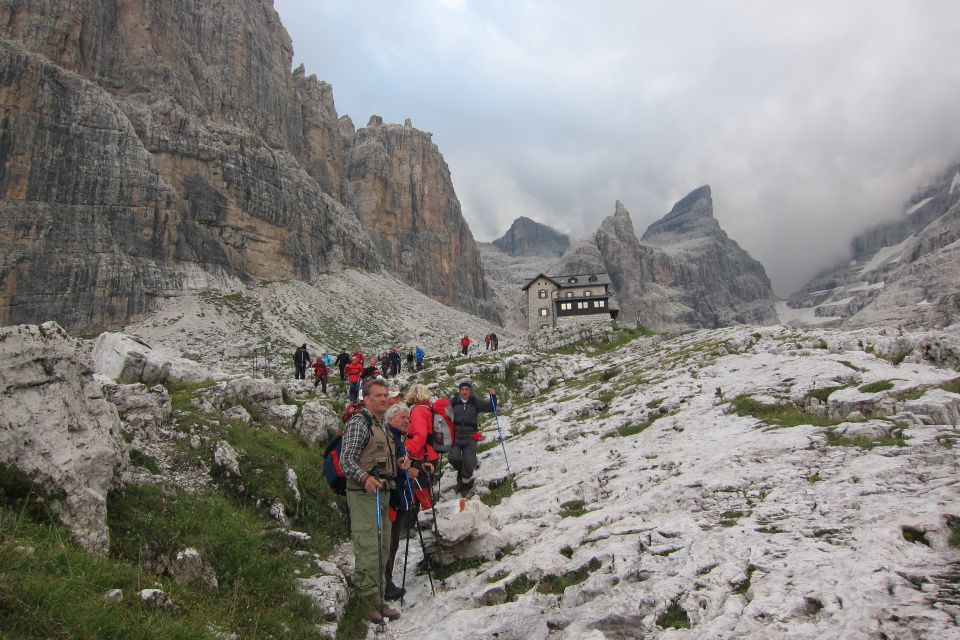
[344,355,364,403]
[404,384,438,476]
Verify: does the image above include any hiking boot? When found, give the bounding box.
[367,608,384,624]
[384,583,406,601]
[380,605,401,621]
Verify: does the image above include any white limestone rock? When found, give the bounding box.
[0,322,127,554]
[92,332,214,384]
[292,402,339,445]
[224,378,282,409]
[212,440,241,477]
[102,383,171,430]
[222,404,252,425]
[295,575,349,622]
[170,547,219,591]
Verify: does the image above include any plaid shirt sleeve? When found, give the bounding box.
[340,414,371,485]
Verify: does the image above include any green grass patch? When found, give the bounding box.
[560,499,587,518]
[657,600,691,629]
[480,478,516,507]
[429,556,486,581]
[505,575,535,601]
[808,472,821,483]
[838,360,865,372]
[536,558,601,594]
[824,428,907,450]
[730,395,842,428]
[948,519,960,549]
[597,391,616,406]
[477,437,503,454]
[858,380,895,394]
[128,449,161,475]
[940,378,960,394]
[646,398,664,409]
[601,411,665,439]
[560,545,574,558]
[733,566,756,595]
[805,385,848,403]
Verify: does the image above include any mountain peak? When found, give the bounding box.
[614,200,631,218]
[492,217,570,257]
[641,185,719,242]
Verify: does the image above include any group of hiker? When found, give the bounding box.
[459,332,500,356]
[336,377,498,624]
[293,345,427,400]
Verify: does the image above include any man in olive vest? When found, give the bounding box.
[340,377,407,624]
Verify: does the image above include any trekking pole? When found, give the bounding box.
[413,504,436,595]
[490,395,513,477]
[373,465,385,622]
[400,473,416,604]
[416,474,446,588]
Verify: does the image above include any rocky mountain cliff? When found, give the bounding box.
[552,188,777,332]
[0,0,498,331]
[491,216,570,257]
[784,162,960,328]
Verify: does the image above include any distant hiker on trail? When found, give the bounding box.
[311,355,329,394]
[352,350,365,365]
[484,334,491,351]
[340,378,407,624]
[336,349,350,380]
[294,344,311,380]
[490,332,499,351]
[390,348,402,376]
[380,353,390,378]
[406,347,415,370]
[415,345,425,371]
[345,355,364,403]
[460,335,471,356]
[449,381,496,494]
[384,403,415,602]
[322,351,335,369]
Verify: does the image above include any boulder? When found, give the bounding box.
[102,383,171,430]
[0,322,127,554]
[430,499,509,565]
[91,332,213,384]
[293,402,339,445]
[264,404,298,428]
[212,441,241,477]
[169,547,219,591]
[224,378,282,409]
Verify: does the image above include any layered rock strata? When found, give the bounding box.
[0,0,497,331]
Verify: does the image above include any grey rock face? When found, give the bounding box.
[0,0,497,332]
[786,163,960,328]
[553,190,777,332]
[344,120,501,322]
[0,321,127,554]
[492,216,570,257]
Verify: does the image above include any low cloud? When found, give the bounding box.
[276,0,960,296]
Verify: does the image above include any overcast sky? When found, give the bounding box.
[274,0,960,296]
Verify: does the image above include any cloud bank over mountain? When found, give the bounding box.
[276,0,960,295]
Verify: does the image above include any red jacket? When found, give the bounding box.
[344,362,364,383]
[460,336,471,348]
[407,402,439,463]
[311,359,328,380]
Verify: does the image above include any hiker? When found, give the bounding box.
[322,351,335,369]
[404,384,439,476]
[336,349,350,380]
[449,381,496,493]
[380,353,390,378]
[415,345,425,371]
[406,347,415,370]
[384,403,416,602]
[390,348,402,376]
[460,335,471,356]
[490,332,499,351]
[311,354,329,394]
[345,355,364,403]
[294,344,311,380]
[340,378,406,624]
[484,334,491,351]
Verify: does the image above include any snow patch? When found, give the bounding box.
[905,196,933,216]
[858,235,913,275]
[774,301,841,326]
